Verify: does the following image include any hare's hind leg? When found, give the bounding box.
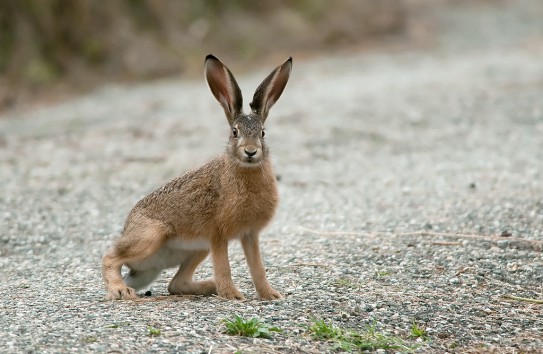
[168,250,217,296]
[102,250,138,300]
[102,217,170,300]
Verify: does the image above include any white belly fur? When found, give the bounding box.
[128,238,210,271]
[165,238,210,251]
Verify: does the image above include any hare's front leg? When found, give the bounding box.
[241,232,283,300]
[211,238,245,300]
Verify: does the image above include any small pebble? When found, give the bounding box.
[501,230,513,237]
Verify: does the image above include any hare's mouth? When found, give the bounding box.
[238,156,262,167]
[236,146,263,167]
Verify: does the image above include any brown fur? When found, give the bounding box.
[102,54,292,300]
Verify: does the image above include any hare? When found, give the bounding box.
[102,54,292,301]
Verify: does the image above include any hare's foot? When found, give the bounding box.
[217,284,245,300]
[257,287,283,301]
[105,284,138,300]
[168,278,217,296]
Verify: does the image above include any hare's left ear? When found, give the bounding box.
[250,57,292,122]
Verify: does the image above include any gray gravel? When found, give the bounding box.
[1,1,543,353]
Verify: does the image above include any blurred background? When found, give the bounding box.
[0,0,419,111]
[1,0,541,113]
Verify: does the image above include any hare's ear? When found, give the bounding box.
[205,54,243,124]
[250,57,292,122]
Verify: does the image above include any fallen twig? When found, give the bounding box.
[501,294,543,304]
[297,226,543,248]
[454,267,470,276]
[297,226,375,237]
[432,241,463,246]
[397,230,511,241]
[288,262,331,268]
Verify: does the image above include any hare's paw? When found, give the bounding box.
[257,287,283,301]
[217,286,245,300]
[105,286,138,300]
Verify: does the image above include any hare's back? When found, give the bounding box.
[128,160,222,228]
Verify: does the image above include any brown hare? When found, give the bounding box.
[102,54,292,301]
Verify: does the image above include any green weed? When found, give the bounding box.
[376,270,390,278]
[147,326,161,336]
[334,278,362,289]
[81,336,97,343]
[107,322,129,329]
[222,314,282,339]
[308,319,418,352]
[410,320,428,340]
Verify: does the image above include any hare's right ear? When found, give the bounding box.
[205,54,243,125]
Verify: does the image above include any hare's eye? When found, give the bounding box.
[261,130,265,138]
[232,128,238,138]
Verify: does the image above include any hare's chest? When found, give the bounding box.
[222,184,278,230]
[243,187,277,215]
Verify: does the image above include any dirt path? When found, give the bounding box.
[1,1,542,353]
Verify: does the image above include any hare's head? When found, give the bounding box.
[205,54,292,167]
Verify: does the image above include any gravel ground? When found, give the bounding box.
[1,2,542,353]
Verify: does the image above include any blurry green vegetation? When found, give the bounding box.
[0,0,405,106]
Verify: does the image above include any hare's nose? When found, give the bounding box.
[244,149,257,157]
